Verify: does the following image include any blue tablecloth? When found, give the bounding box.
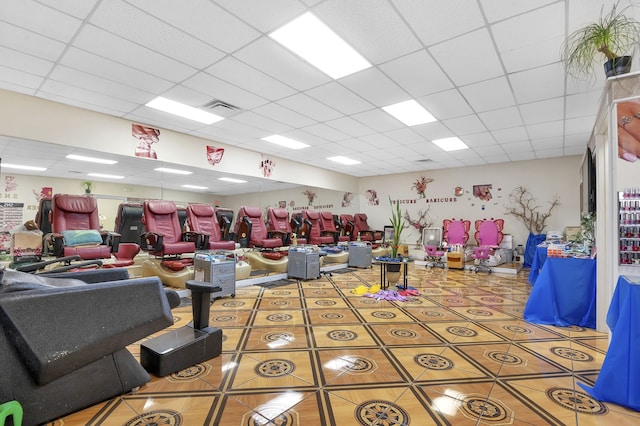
[528,246,548,284]
[579,275,640,411]
[523,256,596,328]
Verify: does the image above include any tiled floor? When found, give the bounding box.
[49,265,640,425]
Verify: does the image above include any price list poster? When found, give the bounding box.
[0,202,24,255]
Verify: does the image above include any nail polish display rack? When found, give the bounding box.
[619,190,640,265]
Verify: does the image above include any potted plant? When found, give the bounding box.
[81,181,94,194]
[561,2,640,79]
[386,196,406,283]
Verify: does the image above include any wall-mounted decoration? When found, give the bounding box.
[505,186,560,234]
[206,146,224,166]
[454,186,464,197]
[412,176,434,198]
[33,187,52,202]
[132,123,160,159]
[365,189,379,206]
[278,200,286,209]
[342,192,354,207]
[403,207,433,244]
[4,176,16,192]
[303,189,317,206]
[260,155,276,177]
[473,184,492,201]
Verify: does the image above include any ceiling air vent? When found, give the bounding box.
[416,158,433,163]
[202,99,241,117]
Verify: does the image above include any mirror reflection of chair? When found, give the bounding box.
[114,202,145,243]
[235,206,283,249]
[141,200,197,258]
[339,214,355,240]
[302,210,335,245]
[47,194,120,260]
[187,204,236,250]
[471,218,505,273]
[35,197,52,235]
[266,207,296,246]
[352,213,378,241]
[442,218,471,246]
[214,207,235,241]
[319,211,349,244]
[290,212,310,243]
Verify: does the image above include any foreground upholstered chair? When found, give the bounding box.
[47,194,120,259]
[0,267,178,426]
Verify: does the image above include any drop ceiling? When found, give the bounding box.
[0,0,629,195]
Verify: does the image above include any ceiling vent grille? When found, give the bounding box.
[202,99,241,117]
[416,158,433,163]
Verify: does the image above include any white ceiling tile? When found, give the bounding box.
[480,0,559,23]
[305,82,374,115]
[127,0,260,53]
[395,0,484,46]
[212,0,305,33]
[404,141,443,156]
[1,0,82,41]
[429,28,504,86]
[412,121,455,141]
[508,151,536,161]
[564,145,586,156]
[565,116,596,135]
[358,132,398,149]
[531,137,564,150]
[73,25,195,82]
[564,133,590,147]
[340,67,406,107]
[491,3,564,52]
[90,1,224,69]
[204,58,295,103]
[565,90,602,119]
[300,123,349,142]
[228,111,292,134]
[419,89,473,120]
[234,37,331,91]
[0,46,53,76]
[325,117,374,138]
[492,126,529,143]
[519,97,564,125]
[459,77,515,112]
[40,79,139,114]
[0,65,44,90]
[527,121,564,140]
[473,145,507,157]
[484,154,511,164]
[478,107,523,131]
[443,114,488,135]
[535,148,565,158]
[500,35,566,73]
[180,74,269,111]
[463,132,498,148]
[0,21,66,61]
[351,109,405,132]
[460,157,488,167]
[278,93,343,122]
[379,50,454,98]
[60,47,173,94]
[253,103,317,129]
[500,140,533,153]
[315,0,422,64]
[509,62,565,104]
[383,128,423,144]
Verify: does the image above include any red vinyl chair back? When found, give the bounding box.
[267,207,292,235]
[236,206,282,248]
[320,211,349,243]
[143,200,195,256]
[302,210,334,245]
[353,213,374,241]
[187,203,235,250]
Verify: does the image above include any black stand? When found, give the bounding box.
[140,280,223,376]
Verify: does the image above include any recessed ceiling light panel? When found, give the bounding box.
[154,167,193,175]
[327,156,361,165]
[262,135,309,149]
[382,100,437,126]
[66,154,118,165]
[270,12,371,79]
[88,173,124,179]
[218,177,247,183]
[432,137,469,152]
[146,97,224,125]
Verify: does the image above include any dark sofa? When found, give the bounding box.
[0,267,179,426]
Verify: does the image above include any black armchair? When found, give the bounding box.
[0,267,179,426]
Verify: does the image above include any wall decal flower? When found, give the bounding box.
[412,176,433,198]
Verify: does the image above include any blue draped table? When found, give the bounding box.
[528,245,548,284]
[579,275,640,410]
[523,256,596,328]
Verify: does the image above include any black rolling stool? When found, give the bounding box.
[140,280,223,376]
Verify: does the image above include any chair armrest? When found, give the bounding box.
[100,230,120,252]
[140,232,164,252]
[44,232,64,257]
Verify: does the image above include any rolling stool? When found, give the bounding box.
[0,400,23,426]
[140,280,223,376]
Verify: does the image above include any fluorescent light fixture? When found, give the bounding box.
[2,163,46,171]
[218,177,247,184]
[432,137,469,151]
[270,12,371,79]
[382,100,437,126]
[154,167,193,175]
[327,156,361,165]
[145,96,224,125]
[181,184,208,190]
[262,135,309,150]
[88,173,124,179]
[66,154,117,165]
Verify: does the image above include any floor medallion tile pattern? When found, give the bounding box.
[49,263,629,425]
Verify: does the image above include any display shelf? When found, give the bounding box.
[618,191,640,265]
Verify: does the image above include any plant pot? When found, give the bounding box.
[604,56,632,77]
[386,262,401,284]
